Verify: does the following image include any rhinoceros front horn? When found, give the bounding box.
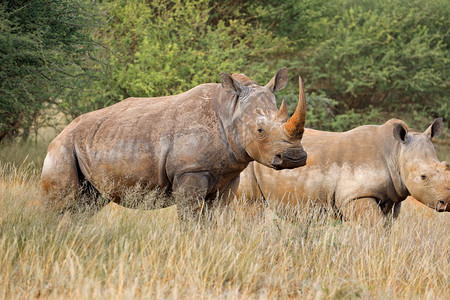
[284,76,307,138]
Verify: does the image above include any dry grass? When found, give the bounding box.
[0,135,449,299]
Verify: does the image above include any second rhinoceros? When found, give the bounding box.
[41,69,308,220]
[237,118,449,225]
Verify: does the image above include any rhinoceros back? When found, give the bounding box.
[41,83,228,204]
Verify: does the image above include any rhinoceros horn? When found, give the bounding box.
[284,77,306,138]
[276,99,289,121]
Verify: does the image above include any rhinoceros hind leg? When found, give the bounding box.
[71,179,110,215]
[41,150,109,215]
[41,150,80,213]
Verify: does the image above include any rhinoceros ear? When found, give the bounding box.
[393,123,409,144]
[220,72,248,97]
[423,118,444,140]
[265,68,288,92]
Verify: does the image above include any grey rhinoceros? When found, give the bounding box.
[236,118,449,225]
[41,69,308,219]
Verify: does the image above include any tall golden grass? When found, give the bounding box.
[0,134,449,299]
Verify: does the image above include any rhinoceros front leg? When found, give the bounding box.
[218,175,240,206]
[380,201,402,221]
[172,172,213,222]
[340,197,387,227]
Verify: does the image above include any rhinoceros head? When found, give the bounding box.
[393,118,449,212]
[220,68,307,170]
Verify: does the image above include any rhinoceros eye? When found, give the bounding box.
[256,127,267,139]
[420,175,427,181]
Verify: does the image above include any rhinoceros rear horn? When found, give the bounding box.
[220,72,248,96]
[424,118,444,140]
[276,99,289,121]
[265,68,288,92]
[283,77,307,138]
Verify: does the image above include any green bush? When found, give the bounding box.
[221,0,449,131]
[2,0,448,140]
[61,0,291,118]
[0,0,99,142]
[298,0,449,128]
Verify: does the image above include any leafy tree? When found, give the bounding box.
[3,0,447,140]
[0,0,99,143]
[233,0,449,130]
[60,0,291,118]
[298,0,450,127]
[251,0,337,48]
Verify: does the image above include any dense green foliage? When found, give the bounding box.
[60,0,290,118]
[300,0,450,123]
[1,0,449,141]
[250,0,450,130]
[0,0,99,142]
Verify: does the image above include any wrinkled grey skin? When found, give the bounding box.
[41,69,308,219]
[236,118,449,225]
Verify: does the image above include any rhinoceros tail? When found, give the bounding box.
[73,154,101,209]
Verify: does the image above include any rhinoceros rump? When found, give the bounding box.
[41,69,308,219]
[236,118,449,225]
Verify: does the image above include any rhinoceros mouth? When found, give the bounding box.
[283,155,306,162]
[271,154,307,170]
[436,200,449,212]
